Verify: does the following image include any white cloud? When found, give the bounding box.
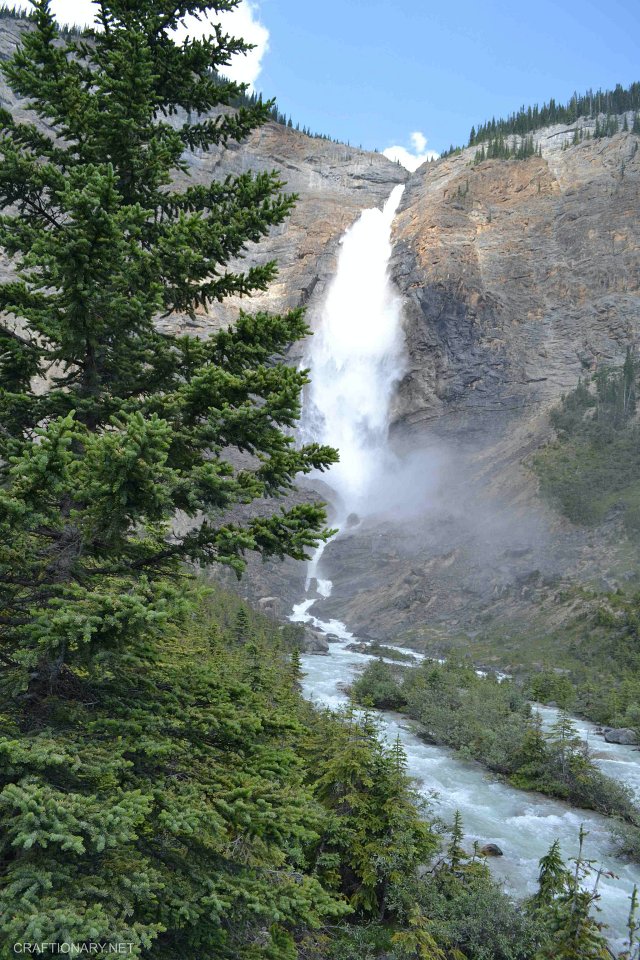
[174,2,270,91]
[383,131,439,172]
[6,1,269,91]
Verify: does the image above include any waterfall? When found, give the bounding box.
[293,185,406,610]
[288,185,640,948]
[300,184,406,520]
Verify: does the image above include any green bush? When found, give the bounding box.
[350,660,407,710]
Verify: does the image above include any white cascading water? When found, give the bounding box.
[300,183,406,520]
[293,184,406,617]
[291,186,640,949]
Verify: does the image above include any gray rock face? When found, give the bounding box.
[301,628,329,655]
[392,129,640,433]
[603,728,638,745]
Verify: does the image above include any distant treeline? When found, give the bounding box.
[469,81,640,145]
[0,2,82,36]
[473,133,541,163]
[237,89,351,145]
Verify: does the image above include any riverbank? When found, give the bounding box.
[299,638,640,952]
[349,656,640,830]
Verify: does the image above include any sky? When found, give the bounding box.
[7,0,640,167]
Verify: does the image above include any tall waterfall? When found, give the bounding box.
[300,184,406,520]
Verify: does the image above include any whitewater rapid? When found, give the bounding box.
[291,186,640,948]
[299,644,640,951]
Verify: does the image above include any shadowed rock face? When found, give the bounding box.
[2,16,639,643]
[392,125,640,434]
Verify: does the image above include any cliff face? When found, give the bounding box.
[313,119,640,645]
[236,119,640,644]
[392,121,640,434]
[164,123,407,341]
[2,16,639,646]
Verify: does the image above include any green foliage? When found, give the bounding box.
[473,134,539,163]
[397,660,638,822]
[0,586,351,957]
[391,908,448,959]
[594,114,622,138]
[307,713,437,918]
[528,672,576,709]
[413,813,542,960]
[351,658,407,710]
[0,0,338,692]
[531,827,611,959]
[533,352,640,532]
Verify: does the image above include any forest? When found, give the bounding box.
[468,81,640,145]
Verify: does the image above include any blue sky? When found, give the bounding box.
[9,0,640,163]
[256,0,640,159]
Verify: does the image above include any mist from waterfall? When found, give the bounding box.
[300,184,407,521]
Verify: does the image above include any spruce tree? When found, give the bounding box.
[0,0,337,692]
[533,828,611,960]
[0,6,342,954]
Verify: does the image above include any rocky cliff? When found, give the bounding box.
[234,116,640,647]
[315,117,640,646]
[2,15,639,651]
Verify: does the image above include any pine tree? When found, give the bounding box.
[533,827,611,960]
[308,711,436,916]
[0,5,344,955]
[534,839,572,905]
[391,907,448,959]
[446,810,466,872]
[233,606,252,644]
[548,711,584,779]
[0,0,337,693]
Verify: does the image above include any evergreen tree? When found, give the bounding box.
[468,81,640,147]
[534,839,572,905]
[533,828,611,960]
[233,606,252,644]
[308,710,436,916]
[447,810,466,873]
[391,907,448,960]
[0,5,343,955]
[0,0,337,693]
[548,711,584,780]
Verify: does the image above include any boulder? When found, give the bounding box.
[480,843,504,857]
[302,628,329,655]
[325,633,342,643]
[603,727,638,745]
[345,642,370,654]
[257,596,281,618]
